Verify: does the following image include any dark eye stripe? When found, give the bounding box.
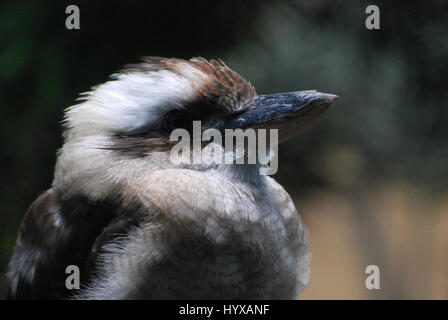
[162,110,195,133]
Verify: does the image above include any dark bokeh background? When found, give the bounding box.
[1,0,447,299]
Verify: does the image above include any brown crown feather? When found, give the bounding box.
[121,56,257,113]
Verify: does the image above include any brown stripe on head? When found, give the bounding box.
[121,56,186,74]
[105,134,214,159]
[105,136,176,158]
[121,56,257,114]
[187,57,256,113]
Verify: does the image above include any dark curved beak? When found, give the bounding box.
[222,90,338,143]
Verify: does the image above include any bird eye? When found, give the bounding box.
[162,110,194,133]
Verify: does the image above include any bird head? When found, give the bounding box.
[54,57,337,200]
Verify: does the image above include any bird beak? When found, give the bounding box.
[222,90,338,143]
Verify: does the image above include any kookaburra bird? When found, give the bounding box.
[7,57,337,299]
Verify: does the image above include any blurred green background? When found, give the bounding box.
[1,0,447,299]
